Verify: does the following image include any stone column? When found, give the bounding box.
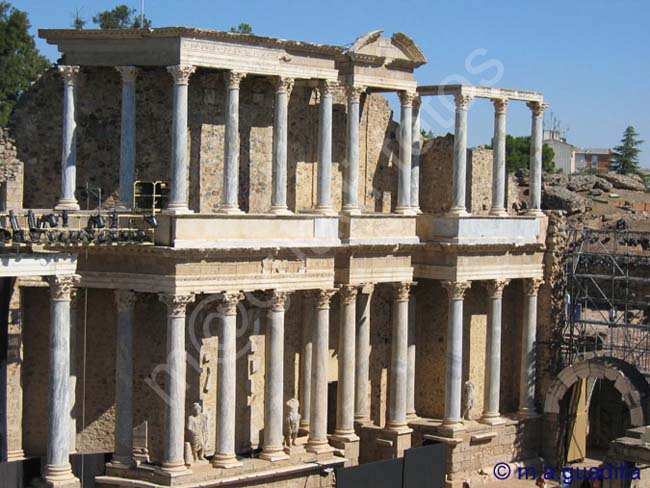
[315,80,336,214]
[220,71,246,214]
[44,275,79,487]
[69,290,79,453]
[158,293,195,472]
[519,278,543,417]
[449,94,471,216]
[333,286,358,442]
[396,92,415,214]
[55,66,80,211]
[270,77,294,214]
[261,290,290,461]
[307,289,336,454]
[166,65,196,214]
[213,292,244,468]
[299,294,314,433]
[116,66,138,209]
[411,96,422,213]
[111,290,137,467]
[406,292,417,419]
[387,282,412,430]
[342,85,364,215]
[354,284,373,425]
[527,102,548,216]
[490,98,508,216]
[481,280,509,424]
[442,280,471,426]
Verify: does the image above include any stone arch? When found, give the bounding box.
[544,355,650,426]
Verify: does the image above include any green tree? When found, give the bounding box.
[0,2,50,126]
[504,135,556,173]
[92,4,151,29]
[229,23,253,34]
[610,126,643,175]
[72,9,86,29]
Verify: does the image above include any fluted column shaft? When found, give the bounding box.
[396,92,415,214]
[482,280,509,422]
[342,86,364,214]
[411,97,421,212]
[271,77,293,214]
[519,278,543,417]
[387,282,412,430]
[56,66,80,211]
[112,290,137,467]
[116,66,138,209]
[442,281,471,425]
[299,295,314,431]
[213,292,244,467]
[159,293,195,471]
[490,98,508,216]
[527,102,547,215]
[354,284,373,423]
[406,293,417,418]
[316,81,335,214]
[334,286,358,439]
[221,72,246,214]
[450,94,471,215]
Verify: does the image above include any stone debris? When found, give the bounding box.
[542,184,592,215]
[600,172,646,192]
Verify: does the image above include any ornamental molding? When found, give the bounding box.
[58,65,80,86]
[441,280,471,300]
[47,274,80,300]
[115,66,138,83]
[225,70,246,89]
[524,277,544,296]
[159,293,195,317]
[167,64,196,85]
[115,289,137,312]
[483,279,510,299]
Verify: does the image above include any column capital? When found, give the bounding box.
[167,64,196,85]
[393,282,414,302]
[115,289,137,312]
[398,91,417,107]
[483,279,510,299]
[159,293,195,317]
[216,291,244,316]
[307,289,336,310]
[491,98,509,114]
[523,278,544,296]
[58,65,80,86]
[454,93,472,110]
[345,84,365,103]
[526,101,548,117]
[47,274,80,300]
[339,285,358,305]
[115,66,138,83]
[318,79,337,96]
[225,70,246,89]
[273,76,294,96]
[442,280,471,300]
[263,289,292,312]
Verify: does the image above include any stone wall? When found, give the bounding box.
[0,130,24,210]
[467,146,493,214]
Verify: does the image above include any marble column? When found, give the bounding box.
[261,290,290,461]
[527,102,548,216]
[158,293,195,472]
[411,96,422,213]
[442,280,471,426]
[396,92,415,214]
[213,292,244,468]
[315,80,336,214]
[406,292,417,419]
[342,85,364,215]
[299,294,314,433]
[55,66,80,211]
[481,280,509,424]
[270,77,294,214]
[519,278,543,417]
[220,71,246,214]
[307,289,336,454]
[69,290,79,454]
[44,275,79,486]
[449,94,472,216]
[333,286,358,440]
[166,65,196,214]
[116,66,138,209]
[386,282,411,431]
[354,284,373,424]
[112,290,137,467]
[490,98,508,216]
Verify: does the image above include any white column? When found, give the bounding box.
[442,281,471,426]
[166,65,196,214]
[387,282,411,431]
[406,292,417,419]
[527,102,547,216]
[333,286,358,440]
[519,278,543,417]
[55,65,80,211]
[69,291,78,454]
[220,71,246,214]
[481,280,509,424]
[116,66,138,209]
[354,284,373,424]
[158,293,195,472]
[411,96,422,213]
[270,77,294,214]
[299,294,314,432]
[213,292,244,468]
[261,290,290,461]
[396,92,415,214]
[44,275,79,486]
[307,289,336,454]
[449,94,471,216]
[315,80,335,214]
[490,98,508,216]
[342,85,364,215]
[111,290,137,467]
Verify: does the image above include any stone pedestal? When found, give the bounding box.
[378,427,412,459]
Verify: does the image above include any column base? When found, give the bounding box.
[526,209,545,217]
[269,206,292,215]
[156,460,191,476]
[163,205,194,215]
[313,205,336,215]
[341,205,361,215]
[411,206,423,215]
[441,418,466,429]
[211,453,242,469]
[479,414,506,426]
[488,208,508,217]
[329,434,360,466]
[44,464,80,488]
[305,439,335,455]
[217,205,244,215]
[54,200,80,211]
[518,407,540,419]
[330,431,360,443]
[378,426,412,458]
[394,206,417,215]
[108,455,136,469]
[114,203,133,212]
[6,449,25,462]
[259,446,289,462]
[446,207,468,217]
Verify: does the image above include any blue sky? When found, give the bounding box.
[12,0,650,165]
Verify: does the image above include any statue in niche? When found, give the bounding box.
[285,398,301,447]
[463,380,475,421]
[185,402,209,463]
